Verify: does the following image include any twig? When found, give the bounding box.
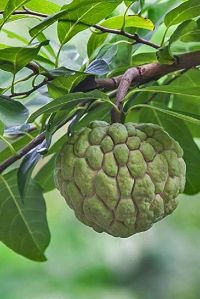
[0,111,79,174]
[1,52,200,172]
[0,132,46,174]
[92,25,160,49]
[10,79,48,98]
[0,8,48,18]
[8,51,200,99]
[0,8,159,49]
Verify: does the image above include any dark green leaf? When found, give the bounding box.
[87,33,108,59]
[17,144,44,199]
[30,0,123,39]
[0,42,49,74]
[156,46,175,65]
[28,90,111,122]
[57,0,123,46]
[72,102,111,132]
[127,104,200,125]
[125,86,200,103]
[0,96,29,126]
[132,52,157,65]
[35,155,56,193]
[1,0,31,27]
[0,131,38,163]
[0,170,50,261]
[181,29,200,42]
[48,74,86,99]
[139,108,200,195]
[169,20,197,44]
[0,121,5,135]
[165,0,200,28]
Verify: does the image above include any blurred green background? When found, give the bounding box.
[1,191,200,299]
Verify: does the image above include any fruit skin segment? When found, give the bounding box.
[54,121,186,238]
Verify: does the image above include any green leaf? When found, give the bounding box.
[0,96,29,126]
[156,46,175,65]
[169,20,197,44]
[30,0,122,40]
[72,102,111,132]
[147,0,176,24]
[125,86,200,104]
[47,135,67,156]
[17,146,42,199]
[57,0,123,46]
[48,73,87,99]
[132,52,157,66]
[127,104,200,125]
[0,42,48,74]
[28,90,112,122]
[26,0,61,14]
[87,32,108,58]
[35,155,56,193]
[99,15,154,31]
[0,1,8,10]
[165,0,200,28]
[36,32,56,60]
[180,29,200,42]
[0,131,38,164]
[86,14,154,59]
[1,0,31,28]
[0,121,5,135]
[139,108,200,195]
[0,170,50,261]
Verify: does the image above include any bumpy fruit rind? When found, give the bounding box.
[54,121,186,237]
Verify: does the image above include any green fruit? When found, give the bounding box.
[54,121,186,238]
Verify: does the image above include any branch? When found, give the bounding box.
[100,51,200,122]
[96,51,200,91]
[1,51,200,172]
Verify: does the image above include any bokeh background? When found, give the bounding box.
[1,191,200,299]
[1,1,200,298]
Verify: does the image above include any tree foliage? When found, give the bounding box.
[0,0,200,261]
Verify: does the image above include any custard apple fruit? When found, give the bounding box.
[55,121,186,237]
